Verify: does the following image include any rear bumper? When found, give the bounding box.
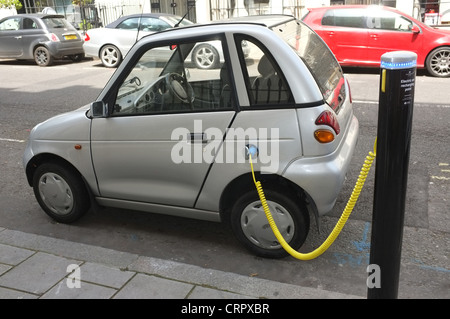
[283,114,359,216]
[46,40,85,58]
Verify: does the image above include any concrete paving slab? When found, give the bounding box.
[0,252,81,294]
[41,279,117,299]
[0,286,38,299]
[0,264,11,276]
[113,273,193,299]
[0,243,34,265]
[78,262,135,289]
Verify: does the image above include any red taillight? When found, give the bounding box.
[84,33,90,41]
[314,110,340,143]
[315,110,340,135]
[48,33,59,42]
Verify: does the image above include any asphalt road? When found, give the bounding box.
[0,58,448,298]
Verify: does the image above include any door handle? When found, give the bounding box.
[189,132,208,144]
[14,36,22,39]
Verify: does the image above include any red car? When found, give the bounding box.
[302,5,450,77]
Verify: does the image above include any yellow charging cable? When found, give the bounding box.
[249,139,377,260]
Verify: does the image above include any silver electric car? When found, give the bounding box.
[23,15,359,258]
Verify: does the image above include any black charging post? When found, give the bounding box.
[368,51,417,299]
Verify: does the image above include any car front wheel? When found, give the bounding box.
[426,47,450,78]
[34,46,53,66]
[32,162,90,223]
[230,188,309,258]
[100,44,122,68]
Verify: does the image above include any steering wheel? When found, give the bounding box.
[166,73,194,104]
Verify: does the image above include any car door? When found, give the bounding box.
[0,17,23,57]
[90,38,236,207]
[366,9,423,64]
[318,8,368,65]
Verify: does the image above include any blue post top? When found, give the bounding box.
[380,51,418,70]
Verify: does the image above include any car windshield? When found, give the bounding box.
[42,17,72,29]
[271,19,345,112]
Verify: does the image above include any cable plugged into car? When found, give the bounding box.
[249,139,376,260]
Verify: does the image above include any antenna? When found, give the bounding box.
[135,4,145,44]
[174,0,196,28]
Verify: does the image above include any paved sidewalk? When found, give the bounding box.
[0,227,359,299]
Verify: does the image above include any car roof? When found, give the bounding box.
[106,13,184,28]
[13,13,65,19]
[211,14,296,28]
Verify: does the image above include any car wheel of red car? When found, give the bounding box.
[426,47,450,78]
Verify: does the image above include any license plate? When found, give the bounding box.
[64,34,77,40]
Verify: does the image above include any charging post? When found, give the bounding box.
[368,51,417,299]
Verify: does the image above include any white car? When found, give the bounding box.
[24,15,358,258]
[83,13,231,69]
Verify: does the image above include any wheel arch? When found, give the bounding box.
[218,172,317,226]
[26,153,85,188]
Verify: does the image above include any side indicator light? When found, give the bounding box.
[314,130,335,143]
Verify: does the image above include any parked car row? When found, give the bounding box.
[2,7,450,77]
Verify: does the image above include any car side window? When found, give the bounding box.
[237,37,293,106]
[367,11,413,32]
[140,17,171,31]
[116,17,140,30]
[23,18,38,30]
[322,9,366,28]
[112,39,234,116]
[0,17,20,31]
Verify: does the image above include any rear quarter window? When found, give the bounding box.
[271,19,346,112]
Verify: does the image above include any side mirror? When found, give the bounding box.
[411,24,420,33]
[90,101,108,118]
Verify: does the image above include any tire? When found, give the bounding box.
[100,44,122,68]
[426,47,450,78]
[34,46,53,66]
[32,162,90,223]
[230,188,310,258]
[192,44,219,69]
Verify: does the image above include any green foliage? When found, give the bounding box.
[0,0,23,10]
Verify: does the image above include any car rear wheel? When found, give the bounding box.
[230,188,309,258]
[192,44,219,69]
[100,44,122,68]
[426,47,450,78]
[34,46,53,66]
[32,162,90,223]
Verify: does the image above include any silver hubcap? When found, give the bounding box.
[241,200,295,250]
[430,50,450,76]
[101,47,119,67]
[195,47,215,68]
[35,49,48,64]
[38,173,74,215]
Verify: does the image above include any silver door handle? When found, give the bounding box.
[14,36,22,39]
